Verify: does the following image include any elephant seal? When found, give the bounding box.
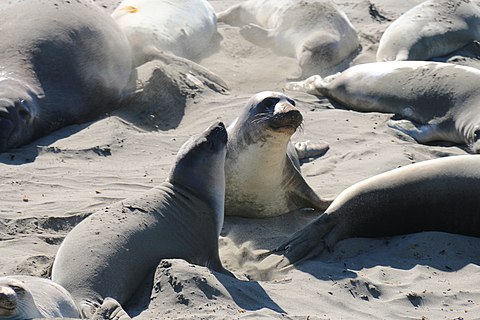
[51,122,229,318]
[217,0,360,77]
[287,61,480,152]
[377,0,480,61]
[274,155,480,264]
[0,275,81,319]
[0,0,132,153]
[112,0,218,66]
[225,91,331,218]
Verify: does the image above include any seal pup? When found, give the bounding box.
[225,91,331,218]
[0,0,132,153]
[377,0,480,61]
[287,61,480,152]
[274,155,480,264]
[51,122,229,318]
[0,275,81,319]
[112,0,218,66]
[217,0,360,77]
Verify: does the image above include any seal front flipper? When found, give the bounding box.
[240,24,275,48]
[388,119,445,144]
[91,297,131,320]
[273,213,335,265]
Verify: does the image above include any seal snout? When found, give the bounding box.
[270,101,303,132]
[205,121,228,146]
[0,286,17,316]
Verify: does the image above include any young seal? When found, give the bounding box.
[217,0,360,77]
[0,275,81,319]
[274,155,480,264]
[0,0,133,153]
[51,122,230,318]
[112,0,218,66]
[225,91,331,218]
[377,0,480,61]
[287,61,480,152]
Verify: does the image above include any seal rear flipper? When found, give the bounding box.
[91,297,131,320]
[294,140,329,161]
[239,24,275,48]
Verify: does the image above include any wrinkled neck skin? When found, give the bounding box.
[166,149,226,235]
[0,62,43,151]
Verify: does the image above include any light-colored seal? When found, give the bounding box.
[0,0,132,153]
[225,91,331,218]
[112,0,218,66]
[274,155,480,264]
[287,61,480,152]
[51,122,229,319]
[377,0,480,61]
[217,0,360,77]
[0,275,81,319]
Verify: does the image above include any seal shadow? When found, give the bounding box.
[124,259,285,317]
[116,53,229,132]
[0,122,92,165]
[275,231,480,283]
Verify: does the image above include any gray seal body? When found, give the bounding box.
[275,155,480,264]
[287,61,480,152]
[51,122,228,318]
[0,0,133,152]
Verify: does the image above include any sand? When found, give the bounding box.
[1,0,480,319]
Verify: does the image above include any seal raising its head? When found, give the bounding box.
[225,91,331,218]
[52,122,230,318]
[0,275,81,320]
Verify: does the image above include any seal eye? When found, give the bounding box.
[15,101,31,121]
[287,99,296,106]
[262,98,279,110]
[9,285,24,294]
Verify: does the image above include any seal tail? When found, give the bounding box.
[285,75,328,97]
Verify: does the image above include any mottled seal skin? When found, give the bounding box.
[377,0,480,61]
[51,122,229,318]
[287,61,480,152]
[217,0,360,77]
[0,0,133,152]
[225,91,331,218]
[275,155,480,264]
[112,0,218,66]
[0,275,81,319]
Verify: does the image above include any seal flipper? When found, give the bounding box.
[294,140,329,160]
[388,119,442,143]
[240,24,275,48]
[91,297,131,320]
[273,213,335,265]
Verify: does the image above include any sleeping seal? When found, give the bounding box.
[287,61,480,152]
[111,0,218,66]
[52,122,229,318]
[217,0,360,77]
[377,0,480,61]
[274,155,480,264]
[0,275,81,319]
[0,0,133,152]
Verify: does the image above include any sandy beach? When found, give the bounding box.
[1,0,480,319]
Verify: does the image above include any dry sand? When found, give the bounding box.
[1,0,480,319]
